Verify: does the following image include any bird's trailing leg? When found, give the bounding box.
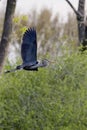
[5,68,18,73]
[4,65,23,73]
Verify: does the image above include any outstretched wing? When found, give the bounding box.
[21,27,37,66]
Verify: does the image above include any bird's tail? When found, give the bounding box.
[4,65,23,74]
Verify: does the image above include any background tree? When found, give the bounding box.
[10,9,77,62]
[0,0,16,73]
[65,0,87,47]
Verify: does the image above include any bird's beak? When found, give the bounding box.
[46,59,56,63]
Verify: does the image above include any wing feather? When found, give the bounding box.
[21,27,37,66]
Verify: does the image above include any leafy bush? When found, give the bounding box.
[0,51,87,129]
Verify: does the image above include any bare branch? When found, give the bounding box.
[65,0,78,15]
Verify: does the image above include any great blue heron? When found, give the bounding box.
[5,27,52,73]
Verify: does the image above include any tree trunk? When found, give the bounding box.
[0,0,16,73]
[77,0,85,45]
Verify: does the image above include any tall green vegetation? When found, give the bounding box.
[0,50,87,129]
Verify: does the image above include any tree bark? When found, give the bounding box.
[0,0,16,73]
[77,0,85,45]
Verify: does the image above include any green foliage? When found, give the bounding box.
[0,51,87,129]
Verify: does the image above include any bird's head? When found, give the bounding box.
[40,59,55,67]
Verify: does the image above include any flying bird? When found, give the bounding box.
[5,27,52,73]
